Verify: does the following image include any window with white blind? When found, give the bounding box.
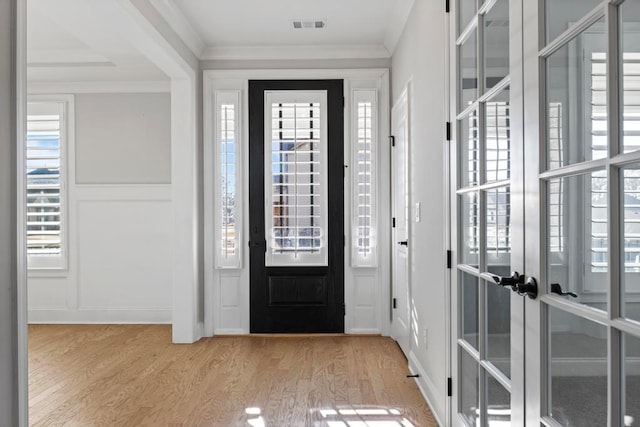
[548,102,564,254]
[352,90,378,267]
[589,52,640,274]
[466,102,511,256]
[214,91,242,268]
[264,91,328,266]
[26,98,71,270]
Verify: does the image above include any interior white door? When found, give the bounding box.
[391,88,410,356]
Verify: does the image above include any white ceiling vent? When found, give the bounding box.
[292,20,326,29]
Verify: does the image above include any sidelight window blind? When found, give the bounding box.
[264,91,328,266]
[26,99,69,270]
[214,91,242,268]
[352,90,378,267]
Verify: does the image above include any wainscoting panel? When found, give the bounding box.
[350,271,379,333]
[216,273,243,334]
[28,184,172,324]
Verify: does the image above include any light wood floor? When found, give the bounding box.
[29,325,438,426]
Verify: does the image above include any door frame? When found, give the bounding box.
[203,68,391,336]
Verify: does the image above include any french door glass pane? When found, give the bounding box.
[459,0,477,35]
[460,349,480,426]
[460,31,478,113]
[460,192,479,267]
[460,111,480,188]
[545,20,607,170]
[485,186,510,262]
[487,373,511,425]
[483,0,509,91]
[622,165,640,322]
[486,282,511,378]
[485,89,510,183]
[548,306,607,426]
[545,0,602,44]
[462,272,479,350]
[625,333,640,426]
[620,0,640,154]
[547,172,608,310]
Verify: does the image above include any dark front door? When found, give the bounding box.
[249,80,344,333]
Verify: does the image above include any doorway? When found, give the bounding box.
[248,80,345,333]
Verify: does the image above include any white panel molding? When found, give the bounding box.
[28,80,170,94]
[203,68,390,337]
[28,183,173,324]
[201,45,391,61]
[148,0,206,58]
[28,308,171,324]
[408,350,445,427]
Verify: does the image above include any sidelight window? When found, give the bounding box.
[214,91,242,268]
[352,90,378,267]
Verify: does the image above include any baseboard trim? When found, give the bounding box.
[408,350,445,427]
[28,308,171,324]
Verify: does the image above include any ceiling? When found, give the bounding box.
[27,0,169,83]
[171,0,414,59]
[27,0,414,83]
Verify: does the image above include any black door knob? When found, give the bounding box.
[397,240,408,246]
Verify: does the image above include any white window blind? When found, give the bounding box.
[466,102,511,256]
[589,52,640,273]
[548,102,564,253]
[352,90,378,267]
[26,99,68,270]
[264,91,328,266]
[214,91,242,268]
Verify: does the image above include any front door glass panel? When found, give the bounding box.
[265,91,328,266]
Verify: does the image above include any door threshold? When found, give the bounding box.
[219,333,382,338]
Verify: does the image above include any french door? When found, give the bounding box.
[452,0,640,426]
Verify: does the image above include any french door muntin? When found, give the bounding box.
[524,0,640,426]
[452,0,526,425]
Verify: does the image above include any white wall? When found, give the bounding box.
[28,92,173,324]
[0,0,20,423]
[75,93,171,184]
[391,0,448,423]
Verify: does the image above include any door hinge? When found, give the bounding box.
[393,298,397,309]
[390,135,395,147]
[445,0,450,13]
[446,121,451,141]
[447,377,452,396]
[392,217,396,228]
[446,250,452,269]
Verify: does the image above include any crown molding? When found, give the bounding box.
[201,44,391,61]
[148,0,206,58]
[27,80,170,94]
[383,0,415,55]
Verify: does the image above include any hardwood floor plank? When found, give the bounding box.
[29,325,438,426]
